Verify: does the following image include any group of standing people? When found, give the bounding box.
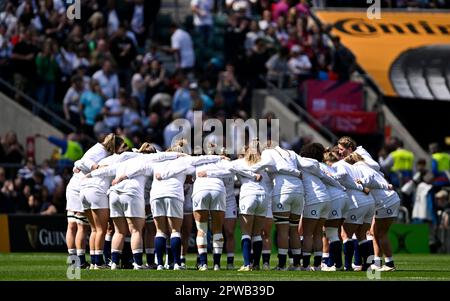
[65,134,400,272]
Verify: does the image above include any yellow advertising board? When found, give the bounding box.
[315,10,450,97]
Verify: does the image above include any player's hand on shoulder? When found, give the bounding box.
[197,171,207,177]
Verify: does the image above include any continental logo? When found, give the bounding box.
[334,18,450,37]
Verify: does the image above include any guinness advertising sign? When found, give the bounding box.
[315,10,450,99]
[0,214,67,252]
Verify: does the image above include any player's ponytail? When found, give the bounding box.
[343,152,364,165]
[102,133,126,154]
[167,138,189,153]
[138,142,157,154]
[245,138,261,165]
[205,142,217,155]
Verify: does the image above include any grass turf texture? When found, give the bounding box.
[0,253,449,281]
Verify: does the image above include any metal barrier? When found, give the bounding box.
[0,77,76,133]
[436,227,450,253]
[0,77,96,145]
[397,205,411,224]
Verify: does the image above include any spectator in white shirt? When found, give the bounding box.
[244,20,265,56]
[92,60,120,99]
[191,0,214,46]
[288,44,312,85]
[106,0,120,36]
[163,23,195,73]
[63,75,84,128]
[131,64,148,113]
[130,0,146,47]
[122,97,143,135]
[102,88,127,131]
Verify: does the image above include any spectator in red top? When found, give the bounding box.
[295,0,311,17]
[272,0,290,22]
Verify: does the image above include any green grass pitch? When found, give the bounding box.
[0,253,449,281]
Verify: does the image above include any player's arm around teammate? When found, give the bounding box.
[66,133,125,268]
[345,153,399,271]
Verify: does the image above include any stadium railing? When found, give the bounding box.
[0,77,96,145]
[0,77,76,133]
[397,205,411,224]
[436,227,450,254]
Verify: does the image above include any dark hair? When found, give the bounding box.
[33,171,45,182]
[417,158,427,165]
[300,143,325,162]
[71,75,82,84]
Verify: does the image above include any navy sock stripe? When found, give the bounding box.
[170,237,182,265]
[154,237,166,266]
[111,252,121,264]
[133,252,143,266]
[241,238,251,266]
[252,241,263,267]
[343,241,354,269]
[353,240,362,266]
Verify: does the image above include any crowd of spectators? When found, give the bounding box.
[318,0,450,8]
[0,0,359,147]
[376,136,450,252]
[0,131,75,214]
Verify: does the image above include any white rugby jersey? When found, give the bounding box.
[320,162,348,201]
[81,152,141,193]
[193,159,257,196]
[296,157,339,205]
[91,152,178,200]
[69,143,110,190]
[231,158,271,199]
[150,155,222,202]
[355,146,382,173]
[262,170,274,198]
[250,146,304,196]
[74,143,109,174]
[144,177,153,204]
[222,174,236,202]
[353,161,400,209]
[332,160,374,209]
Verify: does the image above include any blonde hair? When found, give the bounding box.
[323,146,340,164]
[218,147,228,156]
[244,139,261,165]
[205,142,217,155]
[138,142,157,154]
[343,152,364,165]
[167,139,188,153]
[102,133,125,154]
